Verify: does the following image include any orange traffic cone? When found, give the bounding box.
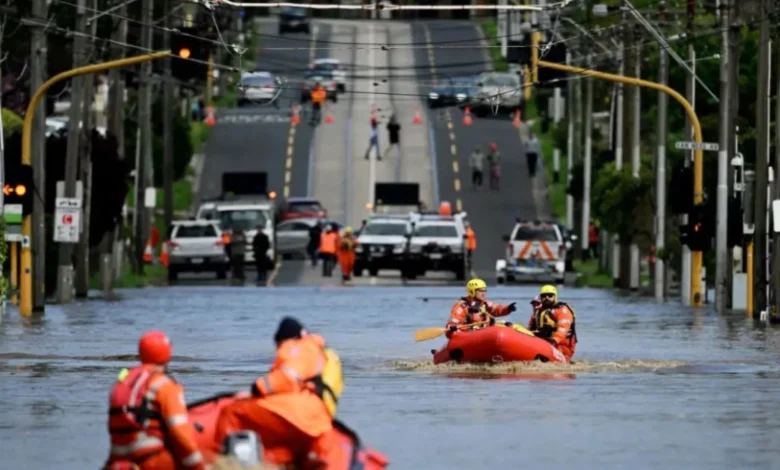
[512,110,522,129]
[413,108,423,125]
[290,105,301,126]
[142,239,154,264]
[462,106,473,126]
[325,112,334,124]
[204,106,215,127]
[160,241,170,268]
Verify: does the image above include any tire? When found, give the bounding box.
[278,27,285,35]
[216,269,227,280]
[303,26,311,35]
[368,266,379,277]
[353,265,363,277]
[168,269,178,282]
[497,276,505,285]
[455,269,465,281]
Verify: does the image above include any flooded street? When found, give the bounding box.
[2,285,780,469]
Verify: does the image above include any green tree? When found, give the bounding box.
[591,162,655,249]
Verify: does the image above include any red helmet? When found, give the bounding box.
[489,143,498,151]
[139,330,172,365]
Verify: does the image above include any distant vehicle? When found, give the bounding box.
[166,220,228,281]
[195,201,218,221]
[427,76,480,109]
[278,6,310,35]
[405,212,468,280]
[217,199,277,265]
[469,72,523,116]
[354,214,413,277]
[300,70,338,104]
[238,71,278,107]
[312,58,347,92]
[279,197,327,221]
[276,217,342,258]
[495,219,567,284]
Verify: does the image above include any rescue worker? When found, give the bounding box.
[307,221,323,268]
[310,82,327,125]
[228,226,247,283]
[253,226,271,284]
[213,317,343,468]
[464,221,477,269]
[104,330,204,470]
[318,225,338,278]
[221,231,232,259]
[527,285,577,360]
[446,278,516,338]
[338,226,358,282]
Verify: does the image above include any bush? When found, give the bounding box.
[591,162,655,249]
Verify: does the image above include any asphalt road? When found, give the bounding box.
[416,21,542,283]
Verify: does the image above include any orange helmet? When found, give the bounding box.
[139,330,172,365]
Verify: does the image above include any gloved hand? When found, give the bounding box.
[449,325,458,333]
[489,317,496,326]
[507,302,517,313]
[504,321,513,327]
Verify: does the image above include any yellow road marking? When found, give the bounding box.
[452,161,459,172]
[450,144,457,155]
[456,199,463,212]
[454,179,460,191]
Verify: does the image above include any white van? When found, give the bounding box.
[216,199,276,264]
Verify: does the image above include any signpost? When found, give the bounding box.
[675,141,720,151]
[3,204,23,242]
[54,197,82,243]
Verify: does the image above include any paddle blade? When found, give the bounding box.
[510,324,535,336]
[415,327,447,342]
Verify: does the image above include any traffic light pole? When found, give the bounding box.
[538,59,707,306]
[18,51,169,317]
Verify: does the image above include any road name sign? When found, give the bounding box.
[675,141,719,151]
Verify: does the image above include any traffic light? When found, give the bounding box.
[4,164,34,215]
[170,28,209,82]
[669,167,693,214]
[685,203,712,252]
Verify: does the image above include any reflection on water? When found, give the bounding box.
[1,285,780,469]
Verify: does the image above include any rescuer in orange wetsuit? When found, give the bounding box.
[212,317,340,469]
[338,226,358,281]
[104,331,205,470]
[527,284,577,360]
[464,222,477,268]
[445,278,516,338]
[319,224,339,277]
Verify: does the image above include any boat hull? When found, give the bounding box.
[432,326,569,364]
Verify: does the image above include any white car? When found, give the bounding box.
[354,214,412,277]
[469,72,523,116]
[216,199,277,264]
[496,220,568,284]
[312,58,346,92]
[167,220,229,281]
[405,212,468,280]
[238,71,278,106]
[195,201,218,220]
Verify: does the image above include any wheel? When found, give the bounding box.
[216,269,227,280]
[497,276,505,285]
[368,266,379,277]
[507,275,516,283]
[455,269,465,281]
[168,269,178,282]
[278,27,285,35]
[404,269,417,280]
[353,266,363,277]
[303,26,311,34]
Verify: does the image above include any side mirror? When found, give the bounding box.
[502,234,510,242]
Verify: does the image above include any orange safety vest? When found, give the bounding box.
[311,87,326,104]
[107,366,169,462]
[319,232,337,254]
[466,228,477,250]
[221,232,231,245]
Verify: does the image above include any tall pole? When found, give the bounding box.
[753,0,770,317]
[774,4,780,315]
[715,0,731,312]
[629,25,641,291]
[565,51,575,230]
[681,0,696,305]
[619,15,636,290]
[581,53,593,255]
[571,53,583,262]
[163,0,174,230]
[612,30,624,286]
[30,0,48,312]
[135,0,154,273]
[655,0,668,301]
[725,0,741,309]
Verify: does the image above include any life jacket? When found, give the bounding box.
[532,302,577,343]
[107,366,170,460]
[460,297,489,325]
[305,348,344,418]
[340,235,356,252]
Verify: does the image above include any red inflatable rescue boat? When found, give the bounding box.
[187,393,389,470]
[431,325,569,364]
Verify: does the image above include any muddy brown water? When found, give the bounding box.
[1,285,780,469]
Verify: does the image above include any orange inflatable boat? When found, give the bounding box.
[187,392,389,469]
[431,325,570,364]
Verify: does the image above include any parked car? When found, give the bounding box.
[278,6,310,35]
[495,219,567,284]
[469,72,523,116]
[353,214,412,277]
[405,212,468,280]
[166,220,229,281]
[300,70,338,103]
[279,197,327,221]
[238,71,278,107]
[427,76,480,109]
[312,58,347,92]
[277,218,342,259]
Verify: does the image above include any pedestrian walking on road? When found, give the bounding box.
[486,142,502,191]
[469,146,485,190]
[525,132,541,178]
[383,114,401,159]
[307,221,322,267]
[252,226,271,284]
[364,117,381,161]
[228,226,247,284]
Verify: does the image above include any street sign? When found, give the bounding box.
[3,204,23,242]
[675,141,719,151]
[54,197,82,243]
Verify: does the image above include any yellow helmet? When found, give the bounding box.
[344,226,353,235]
[540,284,558,300]
[466,278,487,297]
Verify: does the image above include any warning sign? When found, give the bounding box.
[54,197,82,243]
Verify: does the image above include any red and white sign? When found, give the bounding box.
[54,197,82,243]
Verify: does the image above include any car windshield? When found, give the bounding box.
[415,224,458,238]
[315,62,341,71]
[282,7,306,16]
[306,71,333,81]
[175,225,217,238]
[242,75,273,86]
[219,209,269,231]
[289,202,323,213]
[362,222,408,236]
[514,225,559,242]
[482,75,519,87]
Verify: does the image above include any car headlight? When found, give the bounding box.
[451,244,463,253]
[555,261,565,273]
[356,246,364,253]
[428,92,439,100]
[456,93,467,100]
[393,243,406,253]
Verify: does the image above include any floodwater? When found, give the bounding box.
[1,285,780,470]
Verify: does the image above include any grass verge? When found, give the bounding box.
[573,259,612,288]
[479,19,509,72]
[90,264,167,290]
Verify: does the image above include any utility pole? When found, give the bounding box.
[772,0,780,316]
[725,0,742,309]
[612,22,624,287]
[620,15,636,290]
[715,0,731,312]
[681,0,696,305]
[754,0,771,317]
[31,0,48,312]
[565,50,574,230]
[163,0,174,230]
[655,0,668,301]
[629,23,641,291]
[56,0,88,304]
[102,0,129,293]
[135,0,154,272]
[571,53,583,262]
[581,52,593,256]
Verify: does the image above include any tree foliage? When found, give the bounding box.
[591,162,655,248]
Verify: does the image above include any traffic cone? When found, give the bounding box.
[512,110,522,129]
[142,239,154,264]
[325,112,334,124]
[290,105,301,126]
[413,108,423,125]
[204,106,216,127]
[462,106,473,126]
[160,241,170,268]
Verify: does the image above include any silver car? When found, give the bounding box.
[470,72,523,116]
[238,72,278,107]
[167,220,228,281]
[276,218,342,258]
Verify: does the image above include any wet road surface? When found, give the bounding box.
[3,286,780,469]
